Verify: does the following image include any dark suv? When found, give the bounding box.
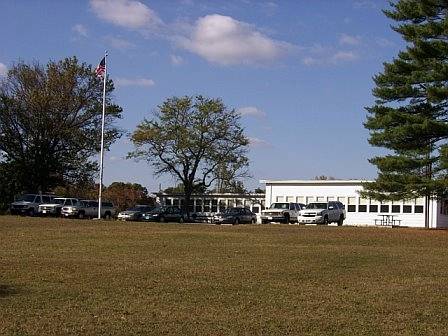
[213,207,257,225]
[142,206,185,223]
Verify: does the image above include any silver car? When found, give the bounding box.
[61,200,116,219]
[117,205,154,221]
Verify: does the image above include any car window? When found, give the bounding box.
[42,196,51,203]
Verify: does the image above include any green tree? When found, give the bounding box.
[129,95,249,218]
[0,57,122,198]
[363,1,448,226]
[103,182,153,211]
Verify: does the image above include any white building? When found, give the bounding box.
[156,192,265,216]
[261,179,448,229]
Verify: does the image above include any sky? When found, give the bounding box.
[0,0,406,193]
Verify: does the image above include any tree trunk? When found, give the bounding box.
[183,183,193,220]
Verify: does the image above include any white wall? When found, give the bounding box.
[264,181,434,228]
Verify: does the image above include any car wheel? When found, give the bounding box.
[251,218,256,224]
[337,215,344,226]
[179,217,184,223]
[323,216,329,225]
[233,218,239,225]
[104,212,111,220]
[28,208,35,217]
[284,214,290,224]
[78,211,85,219]
[160,216,166,223]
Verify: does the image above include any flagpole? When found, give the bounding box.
[98,51,108,219]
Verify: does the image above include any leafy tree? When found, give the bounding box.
[253,188,265,194]
[0,57,122,196]
[363,0,448,221]
[103,182,154,211]
[129,95,249,218]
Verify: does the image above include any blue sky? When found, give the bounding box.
[0,0,405,192]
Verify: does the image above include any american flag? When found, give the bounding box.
[95,57,106,78]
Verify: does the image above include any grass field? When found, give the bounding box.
[1,216,448,335]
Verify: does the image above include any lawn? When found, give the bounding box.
[1,216,448,335]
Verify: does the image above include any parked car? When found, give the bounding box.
[10,194,54,216]
[297,201,346,225]
[213,207,257,225]
[38,197,79,216]
[61,200,116,219]
[260,202,306,224]
[142,206,185,223]
[117,205,154,221]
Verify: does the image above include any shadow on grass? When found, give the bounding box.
[0,284,20,298]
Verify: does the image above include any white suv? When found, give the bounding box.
[298,201,346,225]
[261,202,306,224]
[10,194,54,216]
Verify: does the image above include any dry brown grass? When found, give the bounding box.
[1,216,448,335]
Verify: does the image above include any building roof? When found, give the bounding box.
[260,179,373,185]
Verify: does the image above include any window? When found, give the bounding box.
[165,199,172,206]
[276,196,284,202]
[286,196,294,202]
[403,205,412,213]
[173,199,179,206]
[337,197,346,203]
[348,197,356,205]
[358,205,367,212]
[380,205,389,213]
[296,196,304,203]
[316,196,325,202]
[415,205,424,213]
[252,206,259,214]
[195,205,202,213]
[211,205,217,212]
[369,205,378,212]
[289,204,295,210]
[347,205,356,212]
[42,196,51,203]
[392,205,400,213]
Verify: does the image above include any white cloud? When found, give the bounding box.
[105,36,135,50]
[237,106,266,118]
[331,51,358,62]
[170,54,184,65]
[115,78,155,87]
[302,45,358,66]
[90,0,162,29]
[376,37,395,47]
[248,137,271,148]
[72,24,88,37]
[0,63,7,77]
[177,14,292,65]
[353,0,377,9]
[339,33,361,46]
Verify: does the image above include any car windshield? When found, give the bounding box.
[150,207,165,213]
[127,207,143,211]
[223,208,239,214]
[17,194,36,202]
[53,198,66,205]
[269,203,289,209]
[306,203,328,209]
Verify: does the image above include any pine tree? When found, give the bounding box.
[364,0,448,212]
